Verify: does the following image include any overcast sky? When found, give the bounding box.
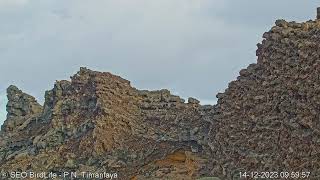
[0,0,319,125]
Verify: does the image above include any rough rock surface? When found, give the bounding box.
[209,19,320,179]
[0,68,214,179]
[2,85,42,133]
[2,13,320,180]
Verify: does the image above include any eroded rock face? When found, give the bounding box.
[0,68,214,179]
[208,19,320,179]
[2,15,320,180]
[2,85,42,133]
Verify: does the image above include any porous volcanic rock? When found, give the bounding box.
[208,19,320,179]
[2,85,42,133]
[0,67,214,179]
[3,12,320,180]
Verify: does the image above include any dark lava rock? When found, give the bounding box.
[2,85,42,133]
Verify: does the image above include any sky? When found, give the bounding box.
[0,0,319,125]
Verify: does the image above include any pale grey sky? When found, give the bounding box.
[1,0,319,125]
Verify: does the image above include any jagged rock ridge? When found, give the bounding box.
[0,67,214,179]
[3,11,320,180]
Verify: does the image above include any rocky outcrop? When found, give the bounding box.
[208,19,320,179]
[0,67,214,179]
[2,10,320,180]
[2,85,42,133]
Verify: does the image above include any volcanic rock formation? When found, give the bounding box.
[208,18,320,179]
[0,67,214,179]
[2,10,320,180]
